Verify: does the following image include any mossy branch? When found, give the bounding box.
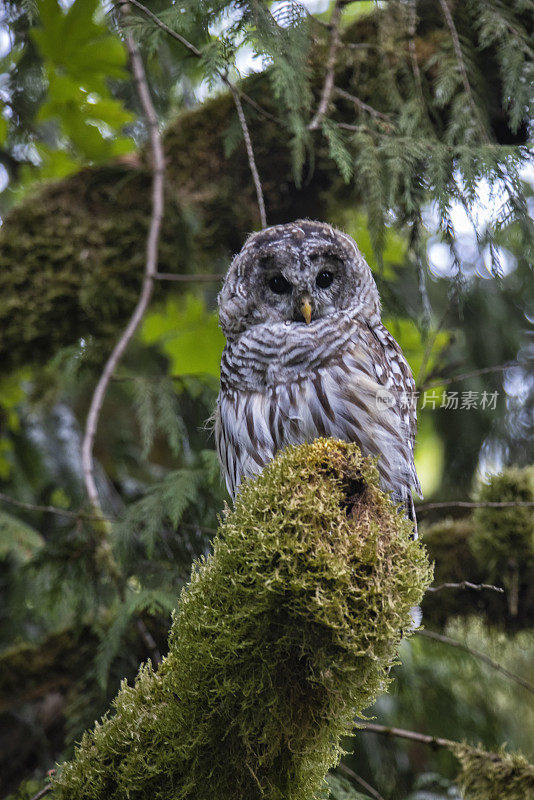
[49,440,432,800]
[360,723,534,800]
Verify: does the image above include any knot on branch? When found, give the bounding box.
[52,439,432,800]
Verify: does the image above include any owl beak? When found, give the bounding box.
[300,295,313,324]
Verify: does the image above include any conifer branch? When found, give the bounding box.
[308,0,343,131]
[407,0,424,104]
[118,0,267,227]
[118,0,280,125]
[417,629,534,695]
[438,0,490,142]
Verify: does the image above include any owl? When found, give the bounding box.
[215,220,421,527]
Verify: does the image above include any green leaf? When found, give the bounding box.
[142,295,225,378]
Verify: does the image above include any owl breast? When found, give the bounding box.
[216,314,417,504]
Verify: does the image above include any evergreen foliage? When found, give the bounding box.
[1,0,532,368]
[51,440,432,799]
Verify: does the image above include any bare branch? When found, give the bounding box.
[82,7,165,514]
[421,361,520,391]
[427,581,504,595]
[438,0,490,142]
[0,491,113,522]
[338,763,386,800]
[334,86,391,122]
[359,721,454,750]
[229,82,267,228]
[417,629,534,695]
[28,785,53,800]
[155,272,224,282]
[416,500,534,513]
[308,0,343,131]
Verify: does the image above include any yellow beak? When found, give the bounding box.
[300,295,313,324]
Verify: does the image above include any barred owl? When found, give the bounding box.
[215,220,421,526]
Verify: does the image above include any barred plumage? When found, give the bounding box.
[215,220,421,526]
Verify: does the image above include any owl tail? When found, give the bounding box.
[406,494,418,539]
[391,490,418,539]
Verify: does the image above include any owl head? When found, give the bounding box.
[218,220,381,337]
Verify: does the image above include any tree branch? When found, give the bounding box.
[338,763,385,800]
[82,8,165,515]
[0,489,216,536]
[118,0,267,227]
[359,721,454,750]
[438,0,490,143]
[417,500,534,513]
[154,272,224,282]
[334,86,391,121]
[29,785,52,800]
[118,0,280,125]
[407,0,424,104]
[229,82,267,228]
[421,360,520,390]
[417,629,534,695]
[308,0,343,131]
[0,491,113,522]
[427,581,504,594]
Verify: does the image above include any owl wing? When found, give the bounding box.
[361,321,422,496]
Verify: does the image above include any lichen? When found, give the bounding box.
[51,439,432,800]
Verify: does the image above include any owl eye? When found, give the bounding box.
[316,270,334,289]
[268,274,292,295]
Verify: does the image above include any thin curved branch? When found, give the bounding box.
[417,629,534,695]
[308,0,343,130]
[334,86,391,122]
[416,500,534,513]
[229,82,267,228]
[82,11,164,514]
[338,763,385,800]
[421,360,520,391]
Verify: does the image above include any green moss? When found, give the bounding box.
[471,467,534,582]
[452,743,534,800]
[52,439,431,800]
